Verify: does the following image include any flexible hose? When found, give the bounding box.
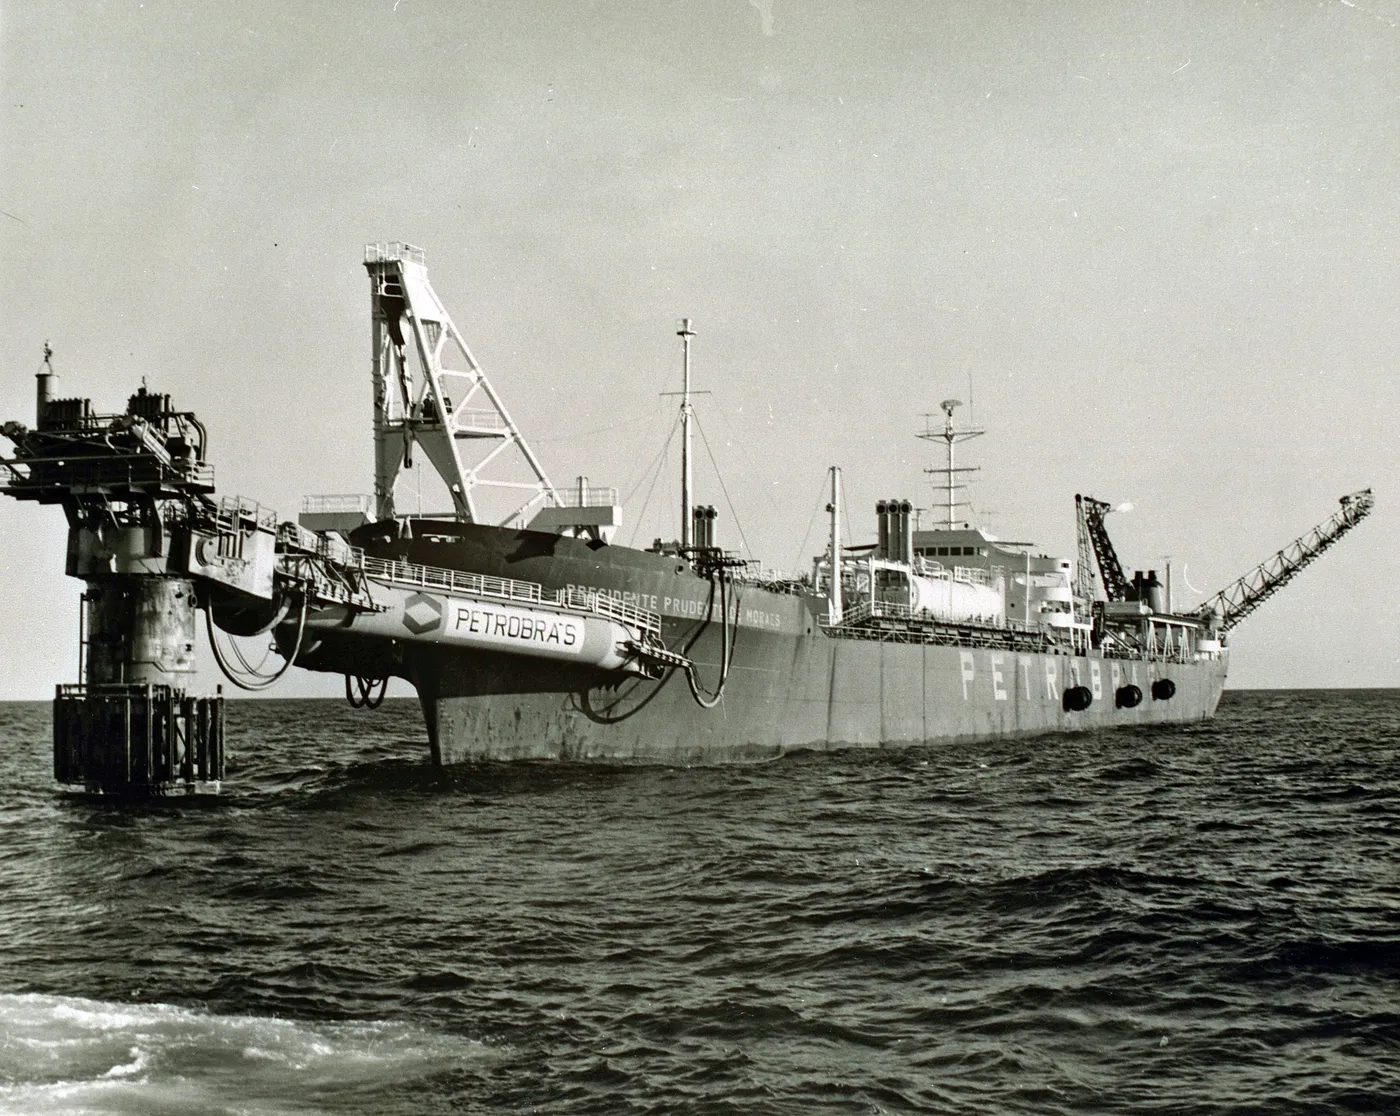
[345,674,387,709]
[206,592,309,692]
[686,570,734,709]
[362,677,387,708]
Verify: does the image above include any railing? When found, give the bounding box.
[301,494,372,515]
[0,455,215,493]
[832,596,1006,629]
[362,556,545,604]
[557,586,661,639]
[736,565,811,595]
[547,486,620,508]
[838,600,877,626]
[910,557,992,586]
[215,496,279,534]
[364,242,425,265]
[277,521,322,554]
[452,408,507,433]
[358,555,661,639]
[917,560,987,586]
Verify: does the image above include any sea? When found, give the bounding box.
[0,689,1395,1115]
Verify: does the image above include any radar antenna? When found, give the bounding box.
[364,243,557,524]
[1202,488,1374,632]
[918,398,984,529]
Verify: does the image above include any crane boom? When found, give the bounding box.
[1203,488,1373,632]
[1075,494,1130,601]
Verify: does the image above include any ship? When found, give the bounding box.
[0,244,1374,791]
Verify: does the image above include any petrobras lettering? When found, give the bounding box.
[314,585,637,673]
[450,602,584,654]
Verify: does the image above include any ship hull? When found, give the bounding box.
[335,521,1228,764]
[414,633,1226,764]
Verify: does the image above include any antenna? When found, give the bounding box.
[678,318,694,549]
[918,398,984,529]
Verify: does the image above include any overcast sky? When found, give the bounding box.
[1,0,1397,698]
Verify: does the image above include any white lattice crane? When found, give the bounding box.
[363,243,557,525]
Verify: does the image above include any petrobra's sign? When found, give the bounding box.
[446,601,585,653]
[399,591,587,653]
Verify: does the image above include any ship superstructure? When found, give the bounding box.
[0,246,1374,791]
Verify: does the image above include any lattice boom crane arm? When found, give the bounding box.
[1076,494,1131,601]
[1203,488,1373,632]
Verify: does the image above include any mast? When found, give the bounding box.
[678,318,695,549]
[918,399,984,529]
[827,465,843,623]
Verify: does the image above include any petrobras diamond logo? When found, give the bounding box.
[401,593,444,636]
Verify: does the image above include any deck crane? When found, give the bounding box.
[1201,488,1373,632]
[1075,494,1131,602]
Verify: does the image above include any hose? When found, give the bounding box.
[345,674,388,709]
[685,569,735,709]
[206,592,309,692]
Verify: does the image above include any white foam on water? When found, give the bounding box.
[0,992,494,1115]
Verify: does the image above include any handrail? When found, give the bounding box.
[357,554,661,639]
[364,242,425,265]
[0,455,215,491]
[453,408,507,431]
[301,494,372,514]
[214,496,279,533]
[547,486,620,507]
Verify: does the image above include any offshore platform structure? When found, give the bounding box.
[0,249,671,794]
[1,351,229,791]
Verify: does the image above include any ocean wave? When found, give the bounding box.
[0,992,495,1116]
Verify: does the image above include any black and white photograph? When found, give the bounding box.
[0,2,1396,1112]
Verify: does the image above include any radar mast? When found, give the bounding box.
[918,398,984,529]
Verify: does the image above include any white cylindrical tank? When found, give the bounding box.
[908,574,1005,624]
[299,584,640,672]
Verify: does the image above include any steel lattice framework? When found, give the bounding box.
[1075,494,1131,602]
[1204,488,1374,632]
[364,243,557,525]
